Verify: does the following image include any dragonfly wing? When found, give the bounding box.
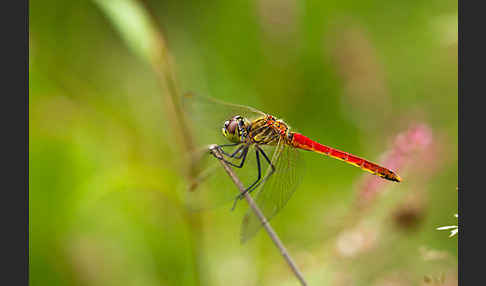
[182,144,272,211]
[181,146,236,211]
[240,140,304,243]
[181,93,269,210]
[182,92,266,147]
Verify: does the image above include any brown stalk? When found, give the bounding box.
[209,145,307,286]
[131,2,305,285]
[133,1,204,284]
[137,0,198,181]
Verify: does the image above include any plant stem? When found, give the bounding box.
[209,145,307,286]
[131,1,205,285]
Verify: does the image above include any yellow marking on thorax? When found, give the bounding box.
[248,115,286,145]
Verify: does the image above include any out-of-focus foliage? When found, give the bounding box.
[30,0,457,285]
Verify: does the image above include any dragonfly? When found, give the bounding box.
[183,93,401,242]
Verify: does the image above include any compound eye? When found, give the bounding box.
[226,120,238,135]
[224,120,229,128]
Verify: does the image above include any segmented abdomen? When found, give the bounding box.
[291,133,401,182]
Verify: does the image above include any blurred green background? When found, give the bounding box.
[30,0,457,285]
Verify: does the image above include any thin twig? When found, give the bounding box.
[135,0,198,182]
[209,145,307,286]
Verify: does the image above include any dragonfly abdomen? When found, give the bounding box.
[291,133,401,182]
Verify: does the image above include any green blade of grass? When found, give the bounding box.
[92,0,157,63]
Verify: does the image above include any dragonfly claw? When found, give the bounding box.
[208,144,224,160]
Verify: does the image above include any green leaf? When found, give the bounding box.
[93,0,157,63]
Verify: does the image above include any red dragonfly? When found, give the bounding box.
[184,94,401,242]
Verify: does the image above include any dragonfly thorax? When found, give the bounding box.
[222,115,251,143]
[248,115,292,145]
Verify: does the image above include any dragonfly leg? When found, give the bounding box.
[211,143,240,157]
[214,143,248,159]
[258,146,276,173]
[212,143,244,163]
[217,145,250,169]
[228,144,247,159]
[243,146,276,194]
[218,143,241,148]
[231,149,262,211]
[231,147,249,168]
[231,146,276,211]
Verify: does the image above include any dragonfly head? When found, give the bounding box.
[222,115,250,143]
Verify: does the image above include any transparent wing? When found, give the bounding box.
[182,144,279,211]
[182,92,266,147]
[240,140,305,243]
[181,93,270,210]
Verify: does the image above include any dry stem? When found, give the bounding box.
[209,145,307,286]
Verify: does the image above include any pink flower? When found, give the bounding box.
[357,124,433,207]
